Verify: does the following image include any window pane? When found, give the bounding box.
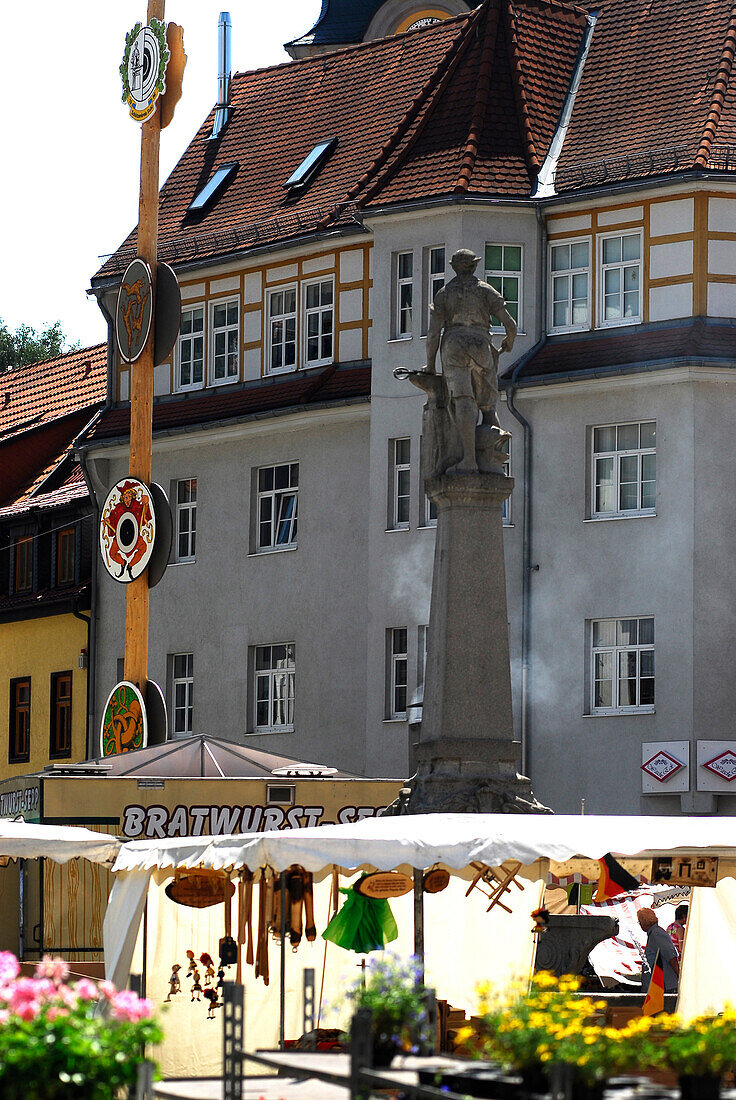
[553,301,569,328]
[595,650,612,680]
[618,651,638,705]
[572,300,588,325]
[617,423,639,450]
[504,246,522,271]
[640,421,656,448]
[430,248,445,274]
[594,678,613,708]
[213,304,226,327]
[593,426,616,453]
[639,617,654,644]
[398,253,412,279]
[395,438,410,465]
[572,272,588,299]
[604,267,621,295]
[571,241,589,268]
[624,265,639,291]
[393,628,407,654]
[617,619,638,645]
[595,456,614,512]
[551,244,569,272]
[623,234,640,261]
[321,281,333,305]
[485,244,503,270]
[603,237,621,264]
[593,620,615,646]
[256,646,271,671]
[640,676,655,705]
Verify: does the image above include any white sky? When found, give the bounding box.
[0,1,322,351]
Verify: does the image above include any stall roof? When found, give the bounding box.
[0,820,119,865]
[44,735,361,780]
[111,812,736,875]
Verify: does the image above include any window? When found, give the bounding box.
[388,628,408,719]
[428,247,445,307]
[257,463,298,552]
[210,299,239,383]
[591,617,654,712]
[501,437,511,524]
[304,279,334,366]
[591,421,656,517]
[176,305,205,390]
[268,288,297,374]
[175,478,197,562]
[485,244,522,326]
[9,678,30,764]
[550,240,590,330]
[284,138,337,191]
[14,537,32,594]
[390,438,411,529]
[423,494,438,527]
[173,653,194,736]
[188,162,238,212]
[396,252,413,337]
[255,644,295,731]
[49,672,72,758]
[600,232,642,324]
[56,527,75,586]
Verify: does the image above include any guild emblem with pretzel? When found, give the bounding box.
[115,259,153,363]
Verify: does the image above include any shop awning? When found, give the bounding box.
[0,819,119,864]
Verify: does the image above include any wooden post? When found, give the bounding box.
[124,0,164,690]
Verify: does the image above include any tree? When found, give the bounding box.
[0,318,72,371]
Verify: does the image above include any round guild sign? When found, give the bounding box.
[99,478,156,583]
[116,259,153,364]
[101,681,148,757]
[120,20,170,122]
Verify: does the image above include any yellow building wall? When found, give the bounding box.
[0,613,88,781]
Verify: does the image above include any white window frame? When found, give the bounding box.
[175,303,205,392]
[396,251,414,338]
[549,238,591,333]
[598,230,643,328]
[266,285,298,375]
[501,438,512,525]
[209,297,240,385]
[172,653,194,736]
[485,243,523,330]
[174,477,197,563]
[422,492,438,527]
[302,277,335,368]
[391,438,411,530]
[591,617,654,714]
[256,463,299,552]
[422,245,445,335]
[591,421,656,518]
[388,628,408,720]
[254,643,295,732]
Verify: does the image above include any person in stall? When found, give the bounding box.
[666,904,688,958]
[637,907,680,992]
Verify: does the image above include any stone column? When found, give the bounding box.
[406,469,549,814]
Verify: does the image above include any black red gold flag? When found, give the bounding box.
[594,853,640,902]
[643,950,665,1015]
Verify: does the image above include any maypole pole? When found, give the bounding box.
[124,0,164,692]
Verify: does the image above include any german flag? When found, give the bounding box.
[643,950,665,1016]
[594,853,640,902]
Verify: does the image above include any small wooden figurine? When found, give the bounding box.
[165,963,181,1002]
[200,952,215,987]
[203,987,222,1019]
[185,949,196,977]
[190,967,202,1001]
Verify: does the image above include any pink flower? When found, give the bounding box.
[35,956,69,985]
[111,990,153,1022]
[98,980,116,1000]
[46,1006,69,1021]
[0,952,19,987]
[74,979,99,1002]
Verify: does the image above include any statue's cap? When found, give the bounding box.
[451,248,481,267]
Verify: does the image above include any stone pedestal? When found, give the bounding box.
[404,471,549,814]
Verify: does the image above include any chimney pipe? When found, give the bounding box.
[210,11,232,140]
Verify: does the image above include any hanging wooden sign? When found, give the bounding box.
[355,872,413,899]
[651,855,718,888]
[166,871,236,909]
[100,478,156,583]
[116,259,153,364]
[423,868,450,894]
[120,19,170,122]
[100,681,147,757]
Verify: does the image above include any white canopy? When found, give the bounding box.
[0,819,120,864]
[110,811,736,875]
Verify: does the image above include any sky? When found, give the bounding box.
[0,1,322,351]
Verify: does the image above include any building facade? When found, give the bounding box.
[82,0,736,814]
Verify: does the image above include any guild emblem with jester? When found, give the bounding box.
[100,478,156,583]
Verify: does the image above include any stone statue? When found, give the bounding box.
[395,248,517,478]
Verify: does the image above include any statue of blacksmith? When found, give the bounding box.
[398,248,517,478]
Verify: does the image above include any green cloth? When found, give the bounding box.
[321,884,399,953]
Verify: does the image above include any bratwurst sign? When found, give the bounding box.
[122,801,385,839]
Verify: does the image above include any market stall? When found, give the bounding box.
[105,811,736,1078]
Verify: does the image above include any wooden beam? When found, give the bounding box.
[124,0,165,690]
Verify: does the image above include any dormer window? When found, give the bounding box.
[284,138,337,192]
[188,162,238,213]
[14,537,33,594]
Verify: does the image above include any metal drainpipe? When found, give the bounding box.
[75,288,115,759]
[505,205,548,778]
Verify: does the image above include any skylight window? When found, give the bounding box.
[284,137,337,191]
[188,162,238,212]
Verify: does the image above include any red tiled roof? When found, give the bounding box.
[505,318,736,383]
[0,583,89,617]
[555,0,736,189]
[85,362,371,442]
[0,481,89,520]
[0,344,106,439]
